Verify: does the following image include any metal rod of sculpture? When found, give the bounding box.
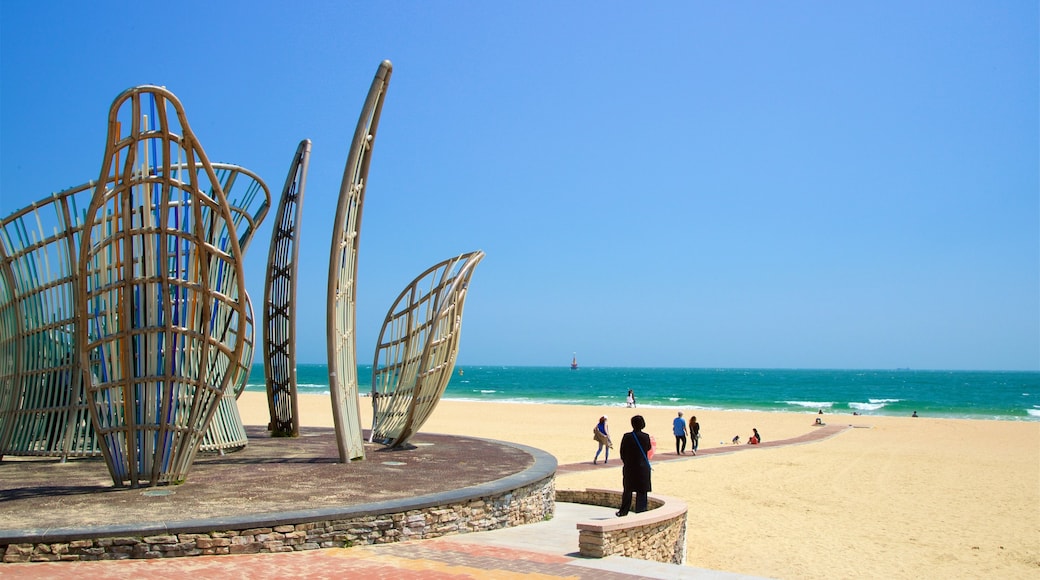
[0,260,14,456]
[370,250,484,447]
[76,86,248,486]
[264,139,311,437]
[327,60,393,462]
[0,160,267,461]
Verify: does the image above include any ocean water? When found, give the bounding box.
[244,364,1040,421]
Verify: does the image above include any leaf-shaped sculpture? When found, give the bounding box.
[76,86,248,487]
[327,60,392,462]
[264,140,310,437]
[370,250,484,447]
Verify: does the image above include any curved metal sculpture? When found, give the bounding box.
[327,60,392,462]
[264,140,311,437]
[199,291,255,453]
[0,160,268,461]
[370,250,484,447]
[76,85,248,486]
[193,163,271,453]
[0,182,98,460]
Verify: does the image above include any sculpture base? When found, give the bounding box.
[0,426,557,562]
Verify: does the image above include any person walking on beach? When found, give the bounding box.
[617,415,652,516]
[672,411,687,455]
[593,416,612,464]
[626,389,636,408]
[690,415,700,455]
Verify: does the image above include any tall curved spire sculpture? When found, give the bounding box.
[370,250,484,447]
[327,60,392,462]
[264,139,311,437]
[76,86,248,486]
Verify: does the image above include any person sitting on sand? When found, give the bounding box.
[747,428,761,445]
[815,417,824,425]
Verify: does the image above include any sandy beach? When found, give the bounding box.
[237,391,1039,579]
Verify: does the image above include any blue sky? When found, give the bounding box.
[2,2,1037,370]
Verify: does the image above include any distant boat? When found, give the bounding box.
[570,354,578,370]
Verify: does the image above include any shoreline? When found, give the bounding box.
[242,386,1040,422]
[236,391,1040,578]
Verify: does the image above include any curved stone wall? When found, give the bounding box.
[1,439,556,563]
[556,488,687,565]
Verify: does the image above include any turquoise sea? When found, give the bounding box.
[244,364,1040,422]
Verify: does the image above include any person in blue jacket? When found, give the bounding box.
[672,411,688,455]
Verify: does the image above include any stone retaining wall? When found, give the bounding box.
[556,488,687,564]
[3,476,555,563]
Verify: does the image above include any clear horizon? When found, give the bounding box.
[2,2,1037,372]
[277,361,1039,374]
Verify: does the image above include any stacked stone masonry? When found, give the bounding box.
[2,477,554,563]
[557,488,687,565]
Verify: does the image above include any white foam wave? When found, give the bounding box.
[479,389,497,394]
[783,401,834,409]
[1027,408,1040,418]
[869,398,901,404]
[849,401,887,411]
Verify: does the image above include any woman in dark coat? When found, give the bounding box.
[617,414,652,516]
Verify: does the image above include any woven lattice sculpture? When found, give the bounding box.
[370,251,484,447]
[199,291,254,453]
[327,60,392,462]
[76,86,248,486]
[264,140,311,437]
[194,164,270,453]
[0,159,268,461]
[0,182,98,459]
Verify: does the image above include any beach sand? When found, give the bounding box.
[237,391,1039,579]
